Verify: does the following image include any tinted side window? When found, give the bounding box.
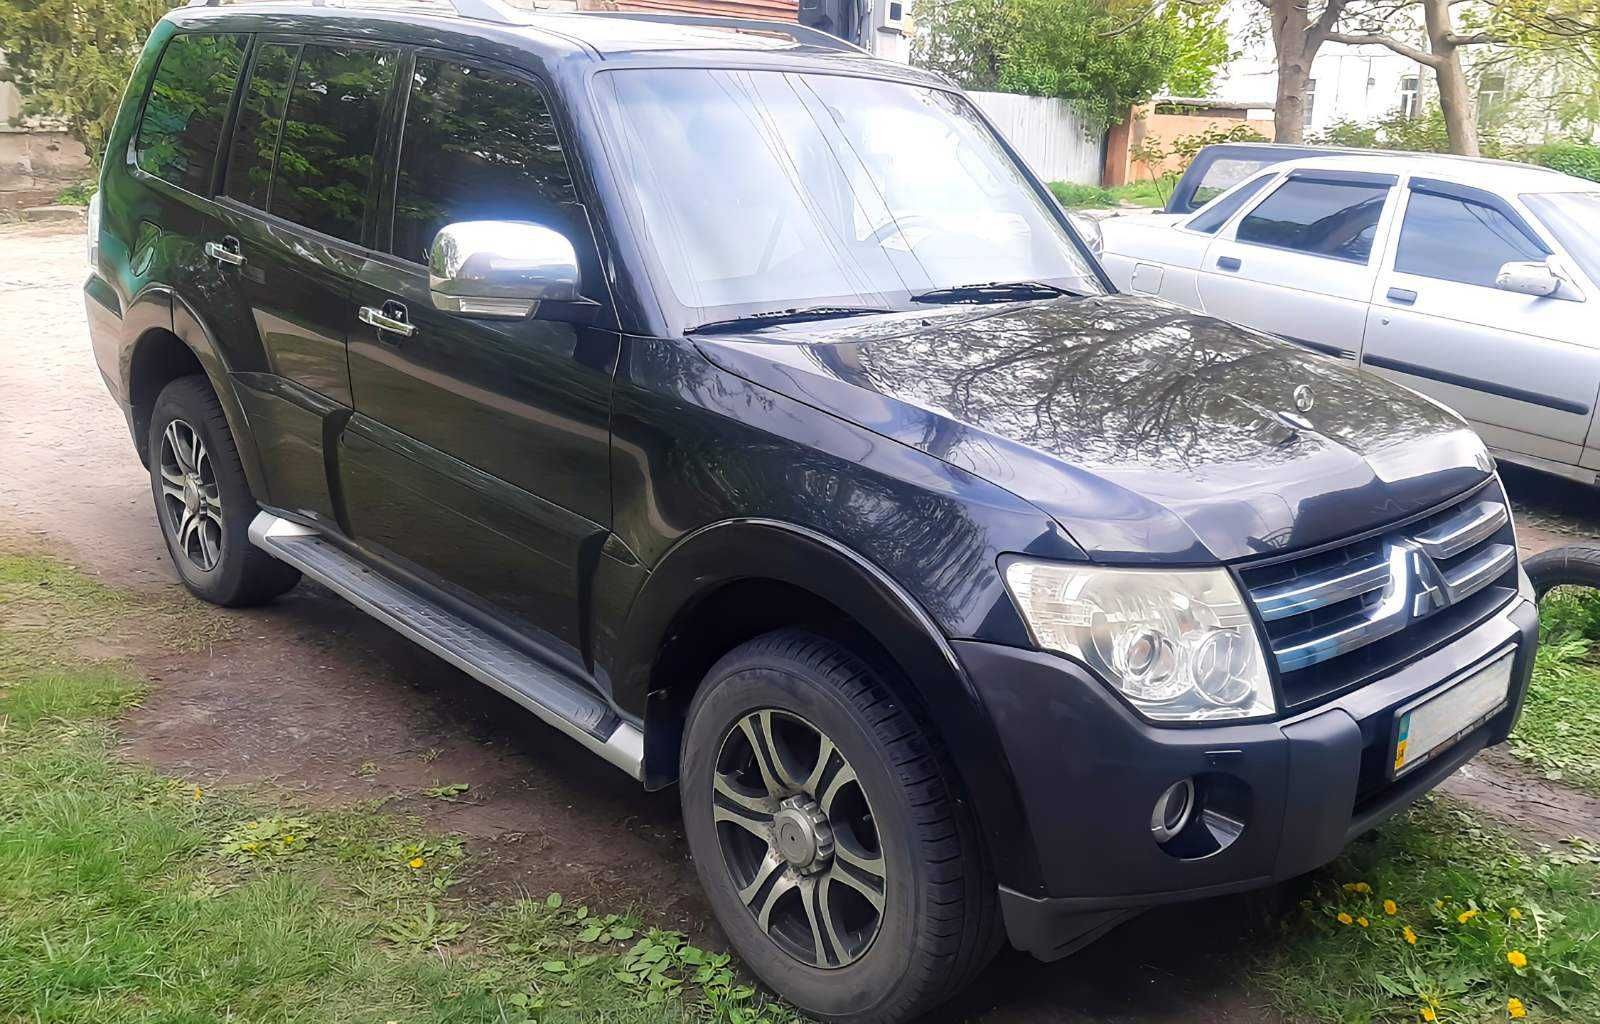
[391,58,576,264]
[1395,189,1548,287]
[1235,178,1389,263]
[269,44,397,244]
[224,42,299,210]
[1189,173,1272,235]
[135,33,247,194]
[1191,157,1275,208]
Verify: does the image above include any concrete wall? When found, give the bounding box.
[967,91,1103,185]
[0,128,92,194]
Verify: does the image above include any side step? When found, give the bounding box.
[249,511,644,779]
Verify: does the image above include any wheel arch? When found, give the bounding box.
[618,518,1045,892]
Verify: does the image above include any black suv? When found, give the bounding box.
[86,3,1538,1020]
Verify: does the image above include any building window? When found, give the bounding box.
[1304,79,1317,130]
[1399,75,1420,119]
[1477,73,1507,125]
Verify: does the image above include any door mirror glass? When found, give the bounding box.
[1068,212,1103,260]
[1494,259,1561,298]
[428,221,580,319]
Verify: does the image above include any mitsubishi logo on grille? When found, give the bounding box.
[1403,541,1454,617]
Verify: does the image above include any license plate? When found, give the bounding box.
[1391,650,1514,778]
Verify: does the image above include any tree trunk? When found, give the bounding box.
[1268,0,1315,143]
[1422,0,1478,155]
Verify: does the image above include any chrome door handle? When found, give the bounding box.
[358,305,416,338]
[204,239,244,267]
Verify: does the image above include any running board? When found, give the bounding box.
[248,511,644,779]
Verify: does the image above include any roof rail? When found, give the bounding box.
[576,11,866,53]
[184,0,527,25]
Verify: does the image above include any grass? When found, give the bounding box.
[1264,800,1600,1023]
[1508,588,1600,794]
[1048,178,1168,209]
[0,553,801,1024]
[52,181,97,207]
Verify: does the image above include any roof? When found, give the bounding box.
[1269,150,1593,194]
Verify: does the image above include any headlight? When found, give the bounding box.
[86,190,102,270]
[1003,560,1275,722]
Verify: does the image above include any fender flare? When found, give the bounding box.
[615,518,1045,892]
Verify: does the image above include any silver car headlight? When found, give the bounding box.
[1003,560,1275,722]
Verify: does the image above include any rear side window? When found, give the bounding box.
[1395,189,1548,287]
[269,43,397,244]
[1189,157,1275,208]
[1235,178,1389,263]
[390,57,576,264]
[135,33,248,194]
[224,42,299,211]
[1188,173,1272,235]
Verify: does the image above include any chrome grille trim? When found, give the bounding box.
[1252,553,1390,622]
[1411,499,1507,560]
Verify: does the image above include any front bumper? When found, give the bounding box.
[958,581,1538,961]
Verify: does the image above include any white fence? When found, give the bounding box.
[967,91,1104,186]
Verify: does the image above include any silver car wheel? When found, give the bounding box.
[712,708,887,969]
[158,418,224,572]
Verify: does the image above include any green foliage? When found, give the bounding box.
[913,0,1232,127]
[54,180,98,206]
[1509,587,1600,792]
[1529,140,1600,183]
[1048,179,1166,208]
[0,0,177,163]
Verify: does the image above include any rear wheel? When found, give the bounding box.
[1525,545,1600,601]
[148,376,299,606]
[680,629,1000,1023]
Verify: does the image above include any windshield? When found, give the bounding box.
[1523,191,1600,290]
[595,68,1103,329]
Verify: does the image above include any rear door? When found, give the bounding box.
[210,38,400,524]
[1364,178,1600,466]
[1198,170,1396,362]
[342,51,617,662]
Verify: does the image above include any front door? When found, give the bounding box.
[1199,170,1395,362]
[1364,178,1600,468]
[342,52,617,663]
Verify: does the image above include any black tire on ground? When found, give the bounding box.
[1524,545,1600,600]
[679,628,1002,1024]
[148,375,300,607]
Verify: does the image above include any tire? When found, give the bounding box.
[148,375,300,607]
[1524,545,1600,600]
[680,629,1000,1023]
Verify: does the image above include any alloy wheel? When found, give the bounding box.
[711,709,887,969]
[158,418,224,572]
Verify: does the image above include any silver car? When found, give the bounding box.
[1100,153,1600,487]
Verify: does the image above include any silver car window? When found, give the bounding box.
[1396,190,1547,288]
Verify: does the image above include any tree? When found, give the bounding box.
[913,0,1233,127]
[1249,0,1354,144]
[0,0,176,163]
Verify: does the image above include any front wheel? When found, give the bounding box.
[680,629,999,1023]
[1524,545,1600,601]
[148,376,300,607]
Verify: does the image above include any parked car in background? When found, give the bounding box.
[1102,152,1600,488]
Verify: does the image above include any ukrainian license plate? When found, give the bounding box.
[1391,650,1514,778]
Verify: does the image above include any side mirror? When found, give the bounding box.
[1494,258,1560,298]
[1069,211,1104,261]
[429,221,580,319]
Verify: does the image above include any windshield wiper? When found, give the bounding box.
[910,281,1070,304]
[686,305,895,335]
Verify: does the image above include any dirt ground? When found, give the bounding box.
[2,220,1596,1023]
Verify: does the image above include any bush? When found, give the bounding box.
[1529,140,1600,182]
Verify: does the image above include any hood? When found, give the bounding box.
[694,295,1493,563]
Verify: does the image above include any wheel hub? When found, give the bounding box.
[772,795,833,874]
[182,476,201,515]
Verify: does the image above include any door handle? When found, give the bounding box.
[204,238,244,267]
[358,303,416,338]
[1217,256,1242,272]
[1386,287,1417,305]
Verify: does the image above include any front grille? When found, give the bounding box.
[1240,483,1518,709]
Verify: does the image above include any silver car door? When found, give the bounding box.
[1364,177,1599,470]
[1198,169,1396,363]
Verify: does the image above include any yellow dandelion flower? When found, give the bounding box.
[408,856,426,869]
[1337,912,1354,925]
[240,842,257,852]
[1354,882,1371,893]
[1507,997,1526,1019]
[1506,950,1528,969]
[281,834,295,844]
[1357,917,1370,928]
[1434,899,1446,910]
[1403,926,1418,945]
[192,784,203,802]
[1509,907,1523,920]
[1421,1007,1437,1022]
[1384,899,1398,916]
[1458,908,1479,924]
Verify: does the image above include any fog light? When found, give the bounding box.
[1150,778,1195,843]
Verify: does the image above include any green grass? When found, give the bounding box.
[0,554,799,1024]
[1264,800,1600,1023]
[1509,589,1600,794]
[1048,179,1168,209]
[52,181,97,207]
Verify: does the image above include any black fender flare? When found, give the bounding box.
[615,518,1045,892]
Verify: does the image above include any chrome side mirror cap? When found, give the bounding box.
[1068,211,1104,261]
[1495,258,1561,298]
[428,221,580,319]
